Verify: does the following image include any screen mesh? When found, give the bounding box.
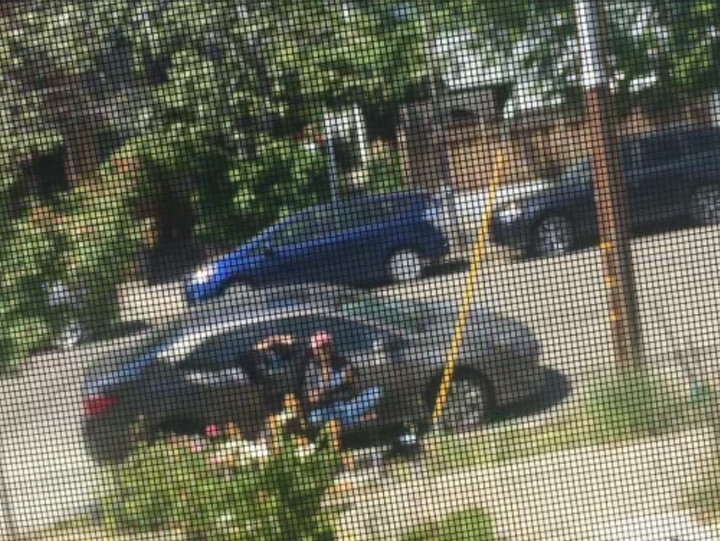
[2,2,720,540]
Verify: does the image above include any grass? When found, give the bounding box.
[400,507,496,541]
[686,455,720,525]
[422,369,713,476]
[421,408,599,476]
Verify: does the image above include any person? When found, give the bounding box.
[251,333,309,414]
[302,331,381,436]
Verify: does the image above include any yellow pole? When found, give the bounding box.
[431,149,506,428]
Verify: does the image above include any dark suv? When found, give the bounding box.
[490,126,720,257]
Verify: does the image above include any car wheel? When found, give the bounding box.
[434,372,490,434]
[689,184,720,226]
[387,249,423,282]
[531,215,575,257]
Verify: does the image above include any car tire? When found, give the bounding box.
[531,215,575,258]
[82,419,135,464]
[386,248,423,283]
[431,371,490,434]
[689,184,720,226]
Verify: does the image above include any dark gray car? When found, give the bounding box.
[82,288,543,463]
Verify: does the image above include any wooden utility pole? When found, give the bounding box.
[575,0,644,369]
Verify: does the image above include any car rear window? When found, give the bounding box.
[339,298,435,334]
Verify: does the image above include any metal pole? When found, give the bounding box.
[432,150,506,428]
[327,137,340,202]
[425,16,463,258]
[575,0,644,370]
[324,110,340,202]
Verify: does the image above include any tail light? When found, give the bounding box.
[82,394,117,416]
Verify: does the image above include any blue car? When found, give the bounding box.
[185,191,449,304]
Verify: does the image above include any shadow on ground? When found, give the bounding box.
[425,258,470,278]
[490,368,572,424]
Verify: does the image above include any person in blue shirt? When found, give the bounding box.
[302,331,381,433]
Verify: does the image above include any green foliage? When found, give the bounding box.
[228,139,328,243]
[117,130,239,247]
[103,428,341,541]
[53,158,145,338]
[365,150,404,194]
[0,203,67,372]
[0,153,145,374]
[586,368,689,443]
[400,507,496,541]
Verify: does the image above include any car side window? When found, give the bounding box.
[272,216,317,247]
[270,314,395,355]
[681,129,720,156]
[176,324,272,376]
[274,207,338,246]
[334,201,376,231]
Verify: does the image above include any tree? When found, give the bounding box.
[499,1,720,122]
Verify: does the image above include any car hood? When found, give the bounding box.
[216,242,268,274]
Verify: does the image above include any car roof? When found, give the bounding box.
[155,302,412,365]
[623,125,720,143]
[287,189,436,217]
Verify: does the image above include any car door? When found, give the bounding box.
[625,133,685,226]
[163,324,273,437]
[269,206,345,284]
[327,200,391,283]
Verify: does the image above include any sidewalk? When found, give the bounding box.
[338,428,720,541]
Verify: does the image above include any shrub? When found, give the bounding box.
[400,507,497,541]
[228,138,328,243]
[365,149,404,194]
[56,163,145,340]
[102,423,341,541]
[0,203,67,372]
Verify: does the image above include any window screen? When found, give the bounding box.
[4,3,720,541]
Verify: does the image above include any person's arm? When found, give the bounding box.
[334,356,358,389]
[303,365,326,405]
[306,387,323,405]
[254,334,294,351]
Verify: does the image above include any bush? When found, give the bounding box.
[115,131,238,249]
[365,150,404,194]
[0,203,67,372]
[102,422,341,541]
[400,507,497,541]
[56,162,145,340]
[585,368,689,443]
